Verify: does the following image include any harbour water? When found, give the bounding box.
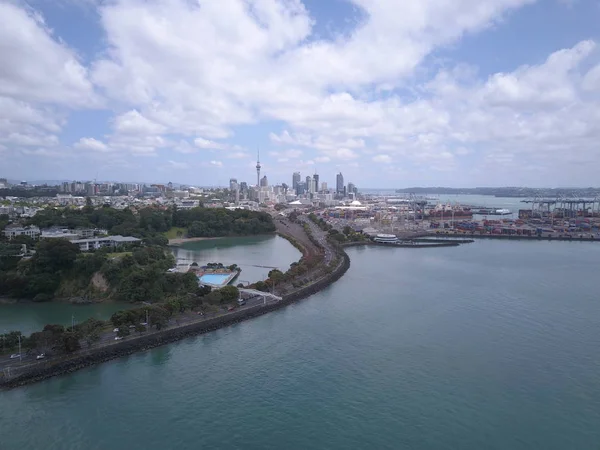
[2,240,600,449]
[0,235,299,334]
[171,235,301,283]
[0,302,134,336]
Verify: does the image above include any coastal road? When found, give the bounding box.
[0,294,285,376]
[299,217,334,265]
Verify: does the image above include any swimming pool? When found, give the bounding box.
[199,273,231,286]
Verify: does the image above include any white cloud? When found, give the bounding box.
[269,148,303,159]
[0,2,98,107]
[74,137,111,152]
[226,151,250,159]
[89,0,534,144]
[373,154,392,163]
[171,140,196,154]
[168,160,189,169]
[194,138,229,150]
[113,110,165,135]
[582,63,600,91]
[4,0,600,185]
[2,132,58,147]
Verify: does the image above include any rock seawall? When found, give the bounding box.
[2,240,351,389]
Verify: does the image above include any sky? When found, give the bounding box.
[1,0,600,188]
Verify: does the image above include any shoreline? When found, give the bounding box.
[5,228,590,389]
[168,232,278,246]
[167,236,222,245]
[1,226,349,389]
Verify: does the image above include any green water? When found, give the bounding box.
[0,302,134,335]
[0,235,300,335]
[2,240,600,449]
[171,234,302,283]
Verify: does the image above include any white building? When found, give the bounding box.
[70,235,141,252]
[3,225,41,240]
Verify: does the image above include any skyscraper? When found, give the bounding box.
[313,173,319,193]
[348,182,356,194]
[296,181,306,195]
[336,172,344,193]
[256,149,261,186]
[306,176,313,193]
[229,178,238,191]
[260,175,268,187]
[292,172,301,190]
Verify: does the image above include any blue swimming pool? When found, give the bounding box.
[199,273,231,286]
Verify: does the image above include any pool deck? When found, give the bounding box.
[197,271,239,288]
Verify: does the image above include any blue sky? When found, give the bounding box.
[1,0,600,188]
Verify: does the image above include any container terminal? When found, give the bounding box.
[303,194,600,241]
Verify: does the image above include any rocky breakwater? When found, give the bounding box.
[1,219,351,389]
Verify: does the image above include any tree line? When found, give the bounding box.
[0,284,241,357]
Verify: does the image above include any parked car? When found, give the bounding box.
[36,353,45,360]
[227,305,235,311]
[10,354,20,359]
[113,328,119,333]
[115,336,123,341]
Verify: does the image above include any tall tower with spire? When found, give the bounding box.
[256,149,261,186]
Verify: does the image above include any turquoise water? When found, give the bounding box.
[2,240,600,449]
[199,273,231,285]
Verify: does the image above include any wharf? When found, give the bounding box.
[431,232,599,242]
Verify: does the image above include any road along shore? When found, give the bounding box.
[1,226,349,389]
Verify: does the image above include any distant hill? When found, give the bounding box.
[394,187,600,197]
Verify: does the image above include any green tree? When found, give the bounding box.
[219,285,240,303]
[85,330,101,347]
[62,331,81,353]
[117,326,130,338]
[32,239,80,273]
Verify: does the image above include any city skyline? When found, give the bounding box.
[1,1,600,187]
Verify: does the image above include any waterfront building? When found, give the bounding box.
[336,172,344,193]
[373,233,398,244]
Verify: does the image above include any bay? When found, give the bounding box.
[170,234,302,283]
[0,235,300,334]
[0,302,134,336]
[2,240,600,449]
